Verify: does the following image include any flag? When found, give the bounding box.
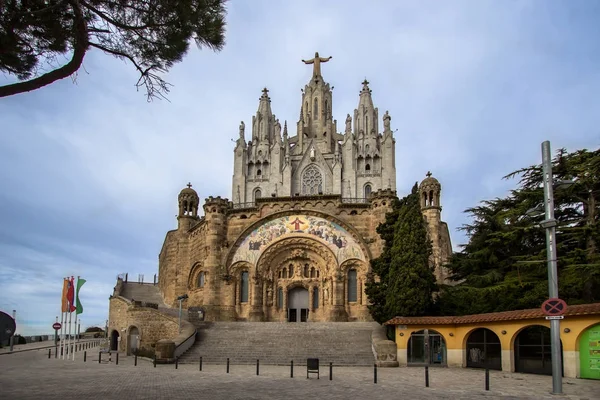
[67,277,76,312]
[76,278,86,315]
[61,278,69,313]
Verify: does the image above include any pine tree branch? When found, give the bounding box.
[0,0,89,98]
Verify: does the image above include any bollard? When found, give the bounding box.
[226,358,230,373]
[485,368,489,391]
[425,366,429,388]
[374,363,377,384]
[116,352,119,365]
[135,353,137,366]
[84,351,87,362]
[256,359,259,376]
[55,346,58,358]
[199,356,202,371]
[175,357,178,369]
[291,360,294,378]
[61,347,63,356]
[48,349,51,359]
[99,352,102,364]
[329,362,333,381]
[153,355,156,368]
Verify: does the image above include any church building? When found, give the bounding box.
[155,52,453,323]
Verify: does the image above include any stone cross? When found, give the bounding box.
[302,52,332,78]
[187,182,192,188]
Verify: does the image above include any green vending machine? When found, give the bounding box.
[580,324,600,380]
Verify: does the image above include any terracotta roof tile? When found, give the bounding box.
[384,302,600,326]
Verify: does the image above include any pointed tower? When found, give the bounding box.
[232,121,248,204]
[419,172,452,284]
[297,52,337,155]
[342,79,396,198]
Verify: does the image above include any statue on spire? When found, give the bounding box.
[302,52,332,78]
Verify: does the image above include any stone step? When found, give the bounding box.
[178,321,378,366]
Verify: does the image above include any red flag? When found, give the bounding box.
[61,278,69,313]
[67,277,76,312]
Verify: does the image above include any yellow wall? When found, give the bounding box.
[393,315,600,378]
[395,316,600,351]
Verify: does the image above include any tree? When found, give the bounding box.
[436,147,600,315]
[366,183,437,324]
[84,326,104,333]
[0,0,227,100]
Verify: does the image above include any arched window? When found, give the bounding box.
[304,264,309,277]
[288,265,294,278]
[254,188,262,202]
[324,99,329,119]
[365,163,371,171]
[313,287,319,309]
[301,164,323,195]
[240,271,249,303]
[365,115,368,132]
[313,98,319,119]
[257,169,262,176]
[310,267,315,278]
[277,287,283,309]
[278,270,282,279]
[197,272,205,288]
[347,269,357,302]
[365,144,370,153]
[282,268,287,279]
[364,184,372,199]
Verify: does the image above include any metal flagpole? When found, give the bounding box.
[60,278,66,360]
[67,277,73,361]
[72,276,79,361]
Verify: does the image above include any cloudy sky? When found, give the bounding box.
[1,0,599,335]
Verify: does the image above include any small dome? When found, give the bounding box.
[419,171,441,190]
[179,182,198,197]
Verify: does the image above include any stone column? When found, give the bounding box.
[248,275,264,321]
[219,278,236,321]
[328,273,348,321]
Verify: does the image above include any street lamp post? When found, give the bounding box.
[177,294,189,334]
[540,140,562,395]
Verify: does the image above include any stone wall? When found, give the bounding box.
[108,297,179,354]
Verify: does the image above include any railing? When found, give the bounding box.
[341,198,369,204]
[174,329,197,359]
[232,202,257,209]
[357,172,382,178]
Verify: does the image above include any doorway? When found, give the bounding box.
[288,287,309,322]
[110,330,120,351]
[514,325,563,375]
[407,329,447,366]
[466,328,502,370]
[128,326,139,355]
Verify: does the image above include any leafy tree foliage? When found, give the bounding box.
[437,147,600,315]
[84,326,104,332]
[366,183,437,323]
[0,0,227,99]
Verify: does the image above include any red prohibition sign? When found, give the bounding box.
[541,298,567,316]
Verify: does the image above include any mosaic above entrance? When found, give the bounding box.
[232,215,365,266]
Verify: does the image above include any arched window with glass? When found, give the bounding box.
[347,269,357,302]
[240,271,249,303]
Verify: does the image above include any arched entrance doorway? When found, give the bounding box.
[127,326,139,355]
[288,287,309,322]
[110,330,120,351]
[579,323,600,380]
[514,325,563,375]
[466,328,501,370]
[407,329,446,366]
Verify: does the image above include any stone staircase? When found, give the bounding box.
[120,283,166,306]
[178,322,378,366]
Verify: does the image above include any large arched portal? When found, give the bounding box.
[228,213,370,322]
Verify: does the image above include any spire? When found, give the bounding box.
[354,78,378,138]
[358,78,374,109]
[252,87,274,144]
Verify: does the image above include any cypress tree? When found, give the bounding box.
[366,183,437,323]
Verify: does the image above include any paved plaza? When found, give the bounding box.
[1,349,599,399]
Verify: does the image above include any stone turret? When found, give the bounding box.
[419,172,451,284]
[178,183,199,231]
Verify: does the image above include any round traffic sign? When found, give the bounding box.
[52,322,62,330]
[541,298,567,316]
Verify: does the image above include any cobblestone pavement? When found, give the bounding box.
[1,350,598,400]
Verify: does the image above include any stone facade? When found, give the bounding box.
[156,54,453,323]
